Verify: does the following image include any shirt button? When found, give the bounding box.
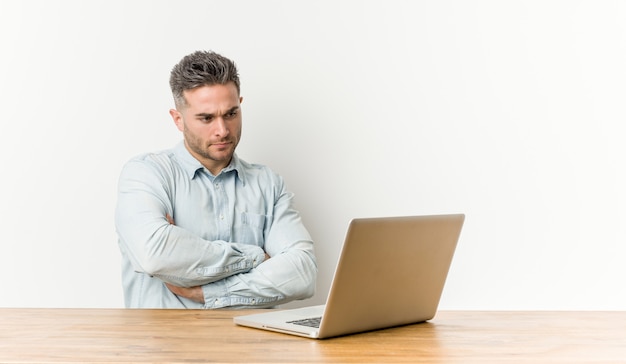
[219,214,224,220]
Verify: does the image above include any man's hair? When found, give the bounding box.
[169,50,240,108]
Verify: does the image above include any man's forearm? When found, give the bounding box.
[200,246,317,308]
[165,252,272,304]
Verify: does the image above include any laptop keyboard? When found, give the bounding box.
[287,316,322,328]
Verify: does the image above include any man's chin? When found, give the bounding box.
[207,150,234,162]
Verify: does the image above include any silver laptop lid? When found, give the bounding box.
[317,214,464,338]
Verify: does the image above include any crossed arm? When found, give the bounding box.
[163,214,271,303]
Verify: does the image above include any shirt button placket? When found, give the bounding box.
[214,180,228,239]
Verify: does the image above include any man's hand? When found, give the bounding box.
[165,283,205,304]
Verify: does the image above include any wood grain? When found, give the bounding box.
[0,308,624,363]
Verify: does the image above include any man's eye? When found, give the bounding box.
[225,111,238,119]
[202,116,213,122]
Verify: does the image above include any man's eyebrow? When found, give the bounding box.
[194,112,214,118]
[194,106,239,118]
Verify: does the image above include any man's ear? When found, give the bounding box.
[169,109,184,132]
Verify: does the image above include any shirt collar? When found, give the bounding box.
[173,141,245,184]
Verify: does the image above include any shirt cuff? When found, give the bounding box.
[248,245,266,268]
[202,279,228,308]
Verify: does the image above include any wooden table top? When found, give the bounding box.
[0,308,624,363]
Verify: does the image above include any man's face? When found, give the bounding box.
[170,83,243,175]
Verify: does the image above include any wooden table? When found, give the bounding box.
[0,308,624,363]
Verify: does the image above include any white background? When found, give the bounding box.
[1,0,624,310]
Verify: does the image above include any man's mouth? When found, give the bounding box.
[211,141,231,148]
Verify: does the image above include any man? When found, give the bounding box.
[115,50,317,308]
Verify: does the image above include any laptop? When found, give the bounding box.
[233,214,465,339]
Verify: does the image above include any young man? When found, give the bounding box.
[115,51,317,308]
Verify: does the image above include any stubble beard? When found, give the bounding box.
[183,127,237,165]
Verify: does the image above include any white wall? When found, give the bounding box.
[1,0,624,310]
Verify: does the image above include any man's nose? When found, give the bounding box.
[214,118,229,136]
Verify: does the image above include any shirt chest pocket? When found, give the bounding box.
[234,211,267,245]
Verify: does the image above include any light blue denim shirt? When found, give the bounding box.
[115,142,317,308]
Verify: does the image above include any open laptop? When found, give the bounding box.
[234,214,465,339]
